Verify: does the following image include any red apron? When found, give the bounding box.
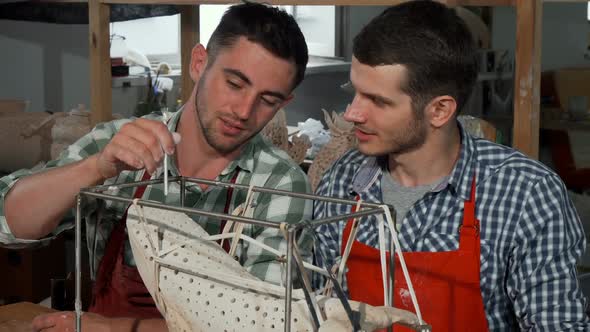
[342,176,489,331]
[88,171,160,318]
[89,171,239,318]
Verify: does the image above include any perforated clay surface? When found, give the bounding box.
[127,205,317,332]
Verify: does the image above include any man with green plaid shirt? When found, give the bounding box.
[0,3,311,332]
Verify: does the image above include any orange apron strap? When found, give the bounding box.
[459,174,480,252]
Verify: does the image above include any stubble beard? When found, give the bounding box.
[390,113,427,156]
[361,111,427,157]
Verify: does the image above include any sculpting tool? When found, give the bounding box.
[163,111,169,196]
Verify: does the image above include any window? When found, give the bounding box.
[111,5,336,66]
[200,5,335,57]
[110,15,180,65]
[287,6,336,57]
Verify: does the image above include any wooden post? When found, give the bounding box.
[180,5,199,104]
[89,0,112,126]
[513,0,542,159]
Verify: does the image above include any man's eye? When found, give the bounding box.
[370,96,386,107]
[261,98,279,107]
[227,80,241,89]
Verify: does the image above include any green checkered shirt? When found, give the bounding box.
[0,108,312,285]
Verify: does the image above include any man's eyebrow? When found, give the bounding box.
[224,68,287,101]
[261,91,287,101]
[348,80,393,105]
[363,92,393,105]
[224,68,252,85]
[353,87,393,105]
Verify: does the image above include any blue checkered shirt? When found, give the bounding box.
[313,124,589,331]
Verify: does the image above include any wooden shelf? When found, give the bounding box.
[88,0,543,158]
[38,0,590,3]
[99,0,513,5]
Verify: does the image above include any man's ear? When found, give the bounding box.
[425,95,457,128]
[189,44,208,83]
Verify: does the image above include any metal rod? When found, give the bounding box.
[388,207,397,332]
[163,112,169,196]
[387,239,395,332]
[298,208,386,229]
[80,191,385,232]
[81,191,281,228]
[284,229,294,332]
[292,242,324,327]
[75,195,82,332]
[186,178,380,206]
[389,212,396,307]
[180,177,186,207]
[182,177,393,209]
[87,176,389,209]
[86,176,182,192]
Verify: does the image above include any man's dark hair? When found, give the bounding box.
[353,0,478,114]
[207,2,308,89]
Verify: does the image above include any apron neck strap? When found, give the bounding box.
[223,171,240,214]
[134,171,153,199]
[462,174,477,229]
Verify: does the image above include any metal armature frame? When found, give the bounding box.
[74,176,392,332]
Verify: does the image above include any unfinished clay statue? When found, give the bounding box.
[126,205,426,331]
[261,109,311,165]
[307,109,357,191]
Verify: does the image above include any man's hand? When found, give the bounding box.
[31,311,111,332]
[30,312,168,332]
[96,118,180,180]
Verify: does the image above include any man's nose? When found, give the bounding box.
[233,93,257,121]
[343,96,366,123]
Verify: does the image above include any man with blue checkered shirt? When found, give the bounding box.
[313,1,589,331]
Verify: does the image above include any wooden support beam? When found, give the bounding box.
[445,0,514,5]
[513,0,542,159]
[89,0,112,126]
[180,5,199,104]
